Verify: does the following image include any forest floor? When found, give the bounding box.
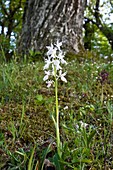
[0,55,113,169]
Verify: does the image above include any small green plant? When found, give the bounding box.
[29,49,43,62]
[8,101,26,143]
[0,46,6,63]
[34,94,44,105]
[27,144,38,170]
[7,148,27,169]
[6,145,39,170]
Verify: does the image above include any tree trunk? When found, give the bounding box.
[19,0,85,54]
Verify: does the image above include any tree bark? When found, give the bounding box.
[19,0,85,54]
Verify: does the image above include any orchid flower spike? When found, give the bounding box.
[43,41,67,87]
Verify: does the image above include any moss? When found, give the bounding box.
[65,50,100,62]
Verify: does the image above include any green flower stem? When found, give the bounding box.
[54,68,61,158]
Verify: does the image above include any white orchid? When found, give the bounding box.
[55,40,62,51]
[59,70,67,83]
[46,80,54,88]
[43,41,67,157]
[57,53,67,64]
[43,41,67,87]
[53,59,62,71]
[44,59,51,70]
[46,43,57,58]
[43,70,51,81]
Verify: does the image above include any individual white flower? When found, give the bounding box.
[46,43,54,55]
[59,70,67,83]
[46,43,57,58]
[79,121,88,128]
[46,80,54,88]
[55,40,62,51]
[43,71,51,81]
[64,106,68,110]
[51,49,57,59]
[57,53,67,64]
[52,59,62,71]
[44,58,51,70]
[75,121,88,133]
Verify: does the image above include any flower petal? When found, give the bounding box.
[43,75,49,81]
[61,76,67,83]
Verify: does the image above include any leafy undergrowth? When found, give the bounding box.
[0,57,113,169]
